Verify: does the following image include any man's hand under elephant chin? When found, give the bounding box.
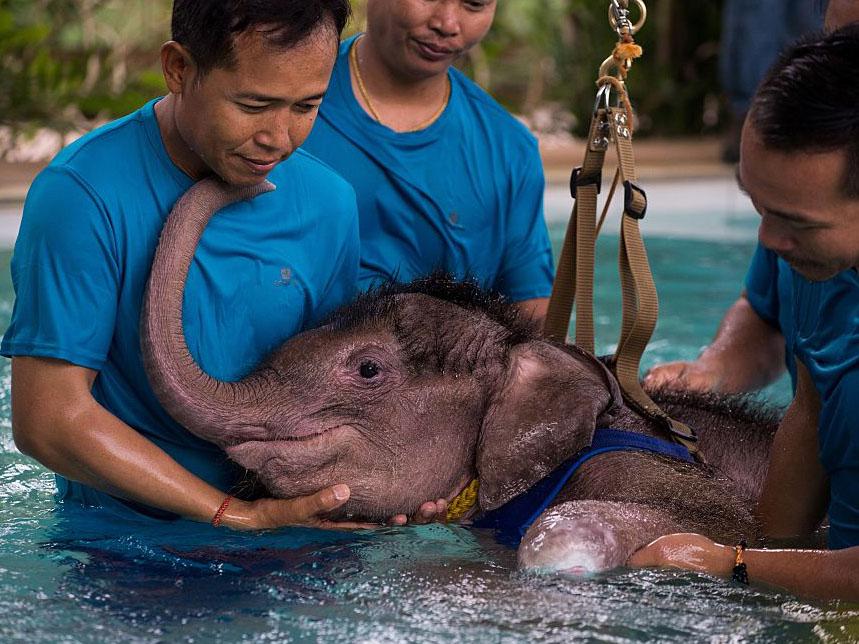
[214,485,448,531]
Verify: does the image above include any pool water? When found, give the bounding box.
[1,211,857,642]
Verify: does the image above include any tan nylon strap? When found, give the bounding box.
[543,95,700,457]
[574,182,597,353]
[543,203,578,342]
[543,113,607,348]
[612,111,652,379]
[610,113,700,455]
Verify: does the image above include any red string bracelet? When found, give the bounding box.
[211,495,233,527]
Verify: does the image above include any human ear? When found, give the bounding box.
[160,41,196,96]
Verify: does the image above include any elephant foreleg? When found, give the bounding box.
[517,500,682,575]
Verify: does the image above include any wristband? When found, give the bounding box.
[211,495,233,527]
[732,540,749,585]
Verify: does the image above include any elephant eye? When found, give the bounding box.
[359,360,381,379]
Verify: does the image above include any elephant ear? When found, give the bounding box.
[477,341,622,511]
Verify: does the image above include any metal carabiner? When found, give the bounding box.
[590,84,613,150]
[593,83,613,115]
[608,0,647,36]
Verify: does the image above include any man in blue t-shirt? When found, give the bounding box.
[0,1,392,530]
[301,0,554,321]
[630,26,859,601]
[645,0,859,398]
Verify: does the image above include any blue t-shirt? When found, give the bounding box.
[747,244,859,548]
[789,268,859,549]
[744,243,797,386]
[302,35,554,301]
[1,98,360,517]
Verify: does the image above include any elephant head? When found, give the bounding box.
[142,179,623,521]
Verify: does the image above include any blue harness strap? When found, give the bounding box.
[472,428,695,546]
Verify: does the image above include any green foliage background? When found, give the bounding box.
[0,0,724,140]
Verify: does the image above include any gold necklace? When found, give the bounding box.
[350,35,451,133]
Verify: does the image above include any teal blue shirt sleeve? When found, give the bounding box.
[744,242,781,329]
[2,166,119,370]
[743,242,797,387]
[495,143,554,302]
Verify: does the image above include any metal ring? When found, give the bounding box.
[608,0,647,35]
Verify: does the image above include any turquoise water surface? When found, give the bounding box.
[0,215,857,642]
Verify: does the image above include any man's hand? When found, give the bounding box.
[630,533,859,601]
[644,295,786,395]
[387,499,449,526]
[219,487,450,531]
[643,360,722,393]
[627,533,734,576]
[220,485,377,530]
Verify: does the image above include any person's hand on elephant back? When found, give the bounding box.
[644,359,725,393]
[644,294,787,395]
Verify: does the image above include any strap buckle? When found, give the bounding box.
[623,180,647,219]
[667,418,698,443]
[570,166,603,200]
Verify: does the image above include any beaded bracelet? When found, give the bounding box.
[732,540,749,585]
[211,495,233,527]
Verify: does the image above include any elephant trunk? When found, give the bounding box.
[141,177,275,441]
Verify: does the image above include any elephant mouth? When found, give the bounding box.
[274,424,353,442]
[225,425,356,471]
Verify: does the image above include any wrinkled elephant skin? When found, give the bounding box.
[142,178,779,573]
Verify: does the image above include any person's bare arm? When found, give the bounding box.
[517,297,549,326]
[11,356,365,530]
[644,294,785,393]
[630,360,842,599]
[756,359,829,538]
[629,533,859,601]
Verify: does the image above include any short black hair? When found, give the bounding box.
[749,24,859,198]
[171,0,351,75]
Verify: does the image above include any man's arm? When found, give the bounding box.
[757,359,829,537]
[630,361,839,599]
[11,356,363,529]
[517,297,549,326]
[644,293,785,393]
[13,356,448,528]
[628,533,859,601]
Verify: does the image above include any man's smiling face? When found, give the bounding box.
[739,122,859,281]
[170,24,337,187]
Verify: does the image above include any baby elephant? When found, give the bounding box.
[142,178,777,574]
